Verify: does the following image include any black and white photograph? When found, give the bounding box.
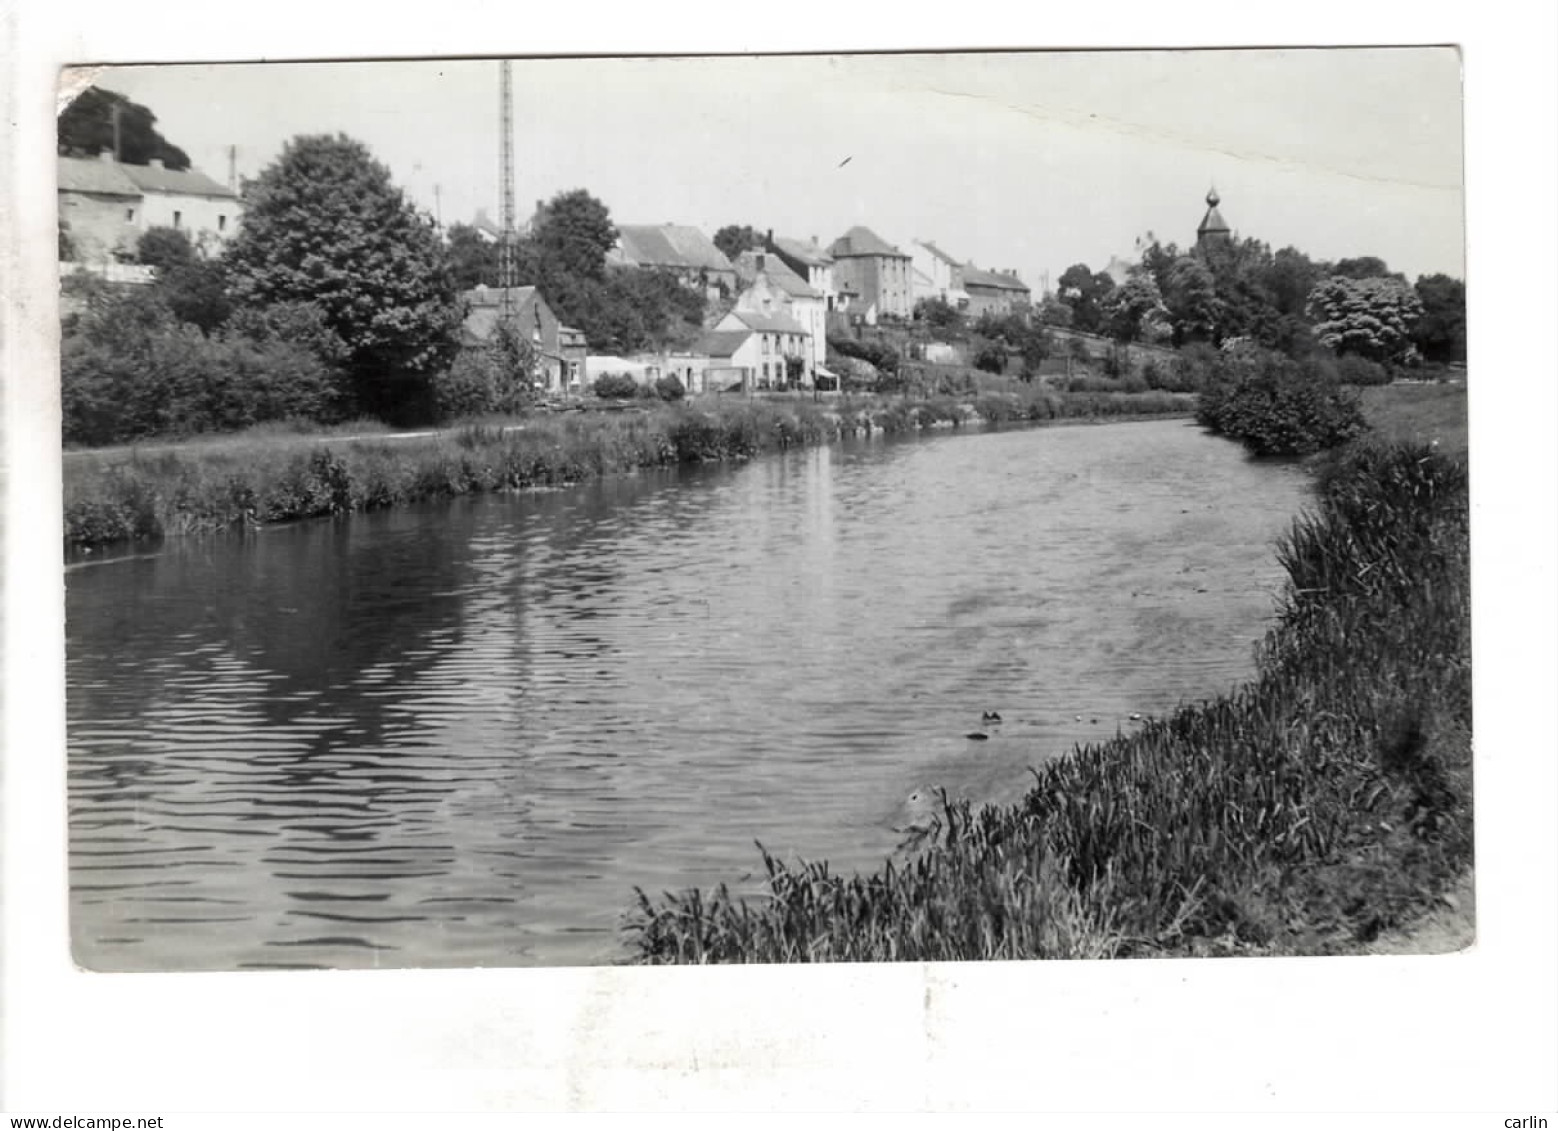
[4,5,1556,1118]
[53,47,1473,973]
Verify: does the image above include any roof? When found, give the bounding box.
[962,266,1030,293]
[695,329,753,359]
[57,156,141,196]
[1197,205,1231,236]
[118,162,237,199]
[728,309,807,335]
[915,240,962,266]
[461,286,547,342]
[770,235,833,267]
[828,226,909,259]
[614,224,735,273]
[732,250,821,299]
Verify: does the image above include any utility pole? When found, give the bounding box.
[497,59,517,330]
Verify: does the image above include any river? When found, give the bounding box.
[65,418,1309,970]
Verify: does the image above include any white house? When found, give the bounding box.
[911,240,970,308]
[58,154,241,262]
[731,251,827,384]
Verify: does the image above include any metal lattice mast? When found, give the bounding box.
[498,59,517,327]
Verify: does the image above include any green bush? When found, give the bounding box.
[1336,354,1391,387]
[655,374,687,402]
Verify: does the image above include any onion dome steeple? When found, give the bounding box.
[1197,185,1232,247]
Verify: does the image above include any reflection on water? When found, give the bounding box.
[67,419,1309,969]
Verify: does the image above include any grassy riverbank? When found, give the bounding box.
[62,390,1192,551]
[625,388,1472,962]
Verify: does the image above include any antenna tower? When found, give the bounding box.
[498,59,518,327]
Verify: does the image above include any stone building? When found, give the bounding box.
[827,226,913,319]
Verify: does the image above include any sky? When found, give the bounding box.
[87,48,1466,291]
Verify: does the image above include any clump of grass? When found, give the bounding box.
[625,440,1471,962]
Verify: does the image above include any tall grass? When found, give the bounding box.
[64,392,1193,551]
[625,440,1471,962]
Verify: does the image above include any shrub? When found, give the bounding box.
[654,374,687,402]
[1197,352,1368,456]
[592,372,639,399]
[973,343,1007,374]
[433,346,533,421]
[1336,354,1391,387]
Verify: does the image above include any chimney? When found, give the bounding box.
[766,228,774,248]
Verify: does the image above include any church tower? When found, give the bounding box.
[1196,186,1232,249]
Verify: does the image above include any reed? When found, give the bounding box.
[624,440,1471,962]
[64,392,1193,552]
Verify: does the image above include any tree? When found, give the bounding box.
[533,188,617,283]
[914,296,963,334]
[58,87,191,170]
[135,226,197,273]
[222,133,464,420]
[1103,272,1169,343]
[445,223,500,290]
[1305,275,1424,363]
[1161,255,1220,344]
[1035,295,1073,328]
[713,224,766,261]
[1332,256,1402,281]
[973,342,1007,374]
[1411,273,1466,365]
[1057,263,1115,333]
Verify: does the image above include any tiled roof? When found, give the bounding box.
[461,286,545,342]
[770,235,833,267]
[57,156,141,196]
[732,250,821,299]
[117,162,237,199]
[729,309,807,335]
[962,267,1030,293]
[615,224,735,273]
[828,226,909,259]
[695,329,753,358]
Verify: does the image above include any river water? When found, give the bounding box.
[66,418,1309,970]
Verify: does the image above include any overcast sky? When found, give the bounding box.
[88,48,1464,291]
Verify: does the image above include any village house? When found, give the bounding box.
[731,250,829,386]
[714,304,810,391]
[764,234,838,311]
[961,266,1032,319]
[827,226,914,319]
[607,224,737,300]
[910,240,970,309]
[461,285,588,394]
[58,153,241,263]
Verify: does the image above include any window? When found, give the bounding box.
[172,211,182,228]
[218,215,227,231]
[125,208,135,221]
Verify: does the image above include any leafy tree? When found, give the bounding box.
[713,224,765,261]
[1103,272,1169,343]
[1161,255,1220,344]
[135,226,197,272]
[1035,295,1073,328]
[1332,256,1401,281]
[1305,275,1424,363]
[58,87,191,170]
[534,188,617,283]
[1411,273,1466,364]
[1057,263,1115,333]
[914,296,963,334]
[222,133,463,421]
[445,222,500,290]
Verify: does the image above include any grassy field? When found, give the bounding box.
[625,397,1473,963]
[62,390,1194,552]
[1357,382,1469,452]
